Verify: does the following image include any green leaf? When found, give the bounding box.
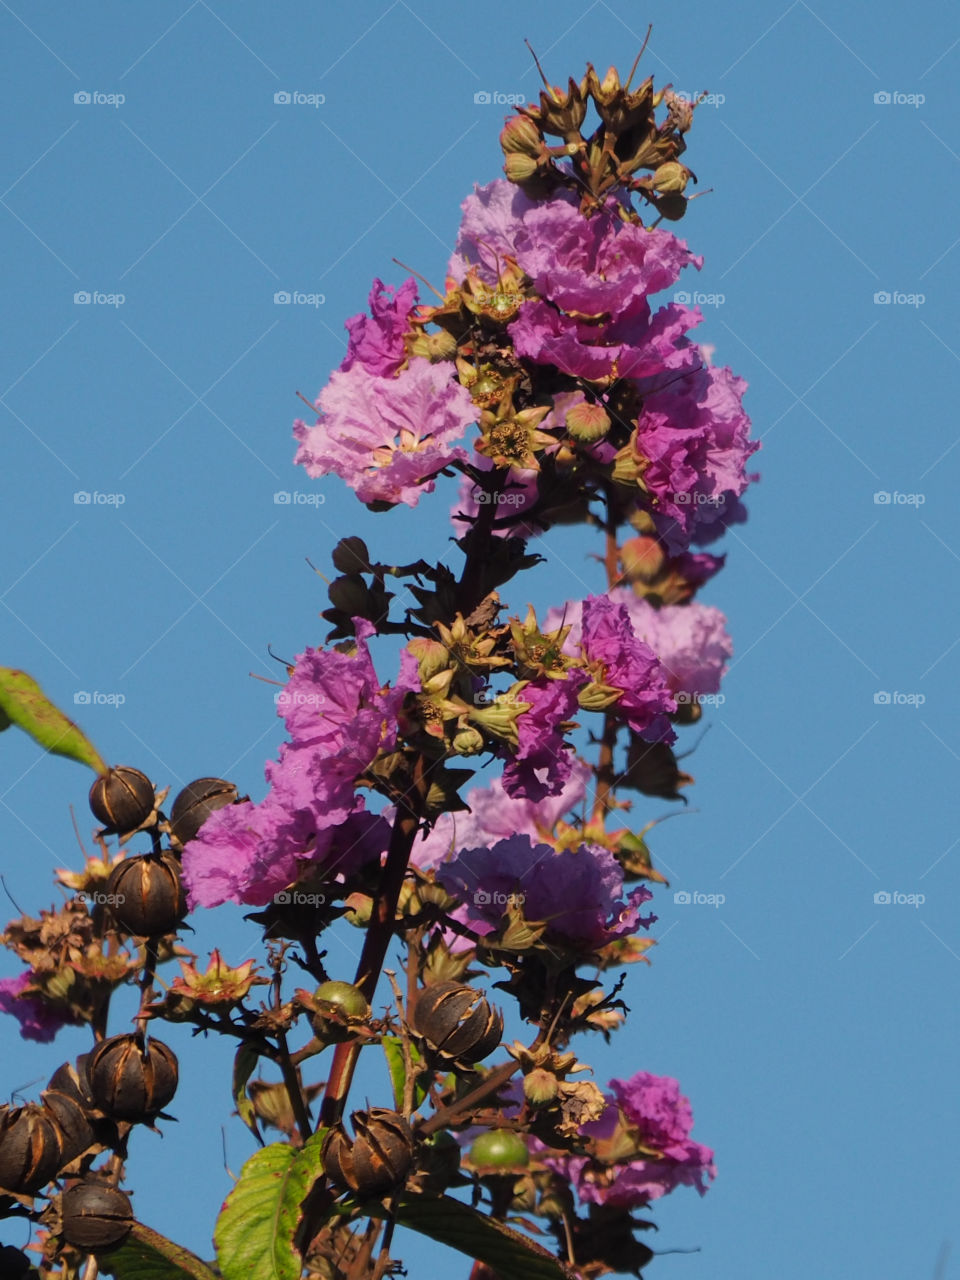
[100,1221,218,1280]
[0,667,107,774]
[233,1043,263,1144]
[382,1036,429,1111]
[394,1194,574,1280]
[214,1134,326,1280]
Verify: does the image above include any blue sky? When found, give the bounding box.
[2,1,960,1276]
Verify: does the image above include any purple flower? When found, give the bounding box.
[294,357,476,508]
[342,278,418,377]
[579,596,676,741]
[436,835,655,951]
[0,972,74,1043]
[501,673,588,802]
[447,179,552,283]
[544,1070,715,1205]
[182,623,409,908]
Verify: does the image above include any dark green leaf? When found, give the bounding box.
[101,1221,218,1280]
[382,1037,429,1111]
[0,667,107,774]
[233,1043,262,1144]
[394,1194,574,1280]
[214,1134,326,1280]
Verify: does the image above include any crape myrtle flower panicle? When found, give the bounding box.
[0,971,75,1043]
[545,592,731,701]
[544,1070,716,1205]
[182,621,411,909]
[435,835,655,951]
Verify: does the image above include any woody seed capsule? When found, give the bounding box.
[410,981,503,1064]
[106,851,186,936]
[60,1179,134,1251]
[88,1034,178,1123]
[321,1108,414,1195]
[169,777,238,846]
[0,1103,64,1195]
[89,766,155,833]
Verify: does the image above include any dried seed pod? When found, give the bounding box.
[410,981,503,1064]
[0,1103,63,1194]
[106,851,186,936]
[89,766,155,832]
[60,1179,133,1251]
[169,777,238,846]
[40,1090,95,1165]
[321,1108,414,1195]
[88,1034,178,1122]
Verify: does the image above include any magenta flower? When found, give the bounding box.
[501,672,588,801]
[294,357,476,508]
[578,595,676,741]
[182,622,411,908]
[0,972,74,1043]
[342,277,418,377]
[435,835,655,951]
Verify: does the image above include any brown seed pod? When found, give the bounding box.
[89,766,155,832]
[88,1034,178,1122]
[168,777,238,847]
[40,1090,95,1166]
[106,851,186,936]
[48,1054,96,1110]
[410,981,503,1064]
[60,1179,133,1251]
[321,1108,414,1195]
[0,1103,64,1195]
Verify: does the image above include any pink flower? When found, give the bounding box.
[0,972,74,1043]
[501,672,588,801]
[435,836,655,951]
[342,277,418,377]
[579,596,676,741]
[294,357,476,508]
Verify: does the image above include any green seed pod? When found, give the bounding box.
[468,1129,530,1172]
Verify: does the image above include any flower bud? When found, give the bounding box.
[523,1068,559,1105]
[565,401,611,442]
[410,981,503,1064]
[0,1103,63,1194]
[169,777,238,846]
[503,153,540,183]
[89,766,155,833]
[500,115,541,157]
[88,1034,178,1122]
[330,536,372,575]
[60,1178,133,1251]
[321,1108,414,1195]
[652,161,690,193]
[107,851,186,937]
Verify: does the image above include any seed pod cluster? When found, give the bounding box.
[168,776,238,846]
[321,1108,414,1195]
[106,851,186,936]
[88,1034,178,1122]
[410,981,503,1064]
[89,766,156,833]
[60,1178,134,1251]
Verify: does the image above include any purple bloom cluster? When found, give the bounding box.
[0,971,73,1043]
[182,621,408,908]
